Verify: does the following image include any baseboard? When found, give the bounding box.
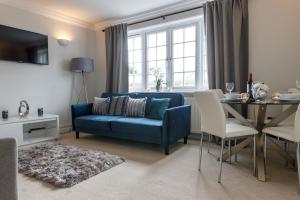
[59,125,72,134]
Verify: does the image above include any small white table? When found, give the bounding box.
[0,114,59,146]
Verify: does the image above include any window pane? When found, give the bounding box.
[184,26,196,42]
[134,37,141,49]
[184,42,195,57]
[173,43,183,58]
[148,61,156,71]
[129,65,135,75]
[128,38,133,51]
[157,46,166,60]
[147,75,155,88]
[147,47,156,61]
[157,60,166,73]
[157,32,166,46]
[135,62,142,74]
[135,75,142,85]
[147,34,156,47]
[174,58,184,72]
[128,51,134,63]
[184,57,196,72]
[184,72,195,87]
[129,75,134,87]
[173,29,183,43]
[174,73,183,87]
[133,50,142,63]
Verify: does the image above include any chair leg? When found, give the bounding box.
[284,141,289,167]
[253,135,256,176]
[208,134,211,153]
[218,139,225,183]
[234,138,238,162]
[264,133,267,167]
[296,143,300,194]
[198,133,204,171]
[228,139,231,164]
[76,131,79,139]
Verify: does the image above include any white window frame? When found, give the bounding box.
[128,16,206,92]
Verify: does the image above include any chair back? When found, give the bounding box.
[194,91,226,138]
[294,104,300,141]
[211,89,225,98]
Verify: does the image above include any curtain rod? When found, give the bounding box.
[102,5,203,32]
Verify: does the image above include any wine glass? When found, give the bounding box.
[226,82,234,94]
[296,80,300,90]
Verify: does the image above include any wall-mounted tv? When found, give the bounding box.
[0,25,48,65]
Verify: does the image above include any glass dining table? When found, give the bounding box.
[221,98,300,181]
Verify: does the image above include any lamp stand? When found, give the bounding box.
[77,71,89,104]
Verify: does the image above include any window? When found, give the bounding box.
[172,26,196,88]
[146,31,167,88]
[128,17,207,92]
[128,35,143,91]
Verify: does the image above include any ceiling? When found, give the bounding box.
[7,0,187,24]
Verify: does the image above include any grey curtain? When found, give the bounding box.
[105,24,129,93]
[204,0,249,92]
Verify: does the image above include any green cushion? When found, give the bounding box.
[147,98,170,120]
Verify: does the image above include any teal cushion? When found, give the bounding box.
[147,98,170,120]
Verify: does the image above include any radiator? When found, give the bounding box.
[184,97,201,134]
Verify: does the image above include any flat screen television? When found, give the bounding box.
[0,25,48,65]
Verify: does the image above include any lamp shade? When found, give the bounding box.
[70,57,94,73]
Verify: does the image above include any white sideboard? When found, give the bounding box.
[0,114,59,146]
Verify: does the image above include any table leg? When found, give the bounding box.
[256,105,267,181]
[267,138,295,166]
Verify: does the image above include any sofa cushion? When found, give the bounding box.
[147,98,170,120]
[126,97,147,117]
[92,97,110,115]
[111,118,163,138]
[136,93,184,115]
[108,96,129,116]
[75,115,122,131]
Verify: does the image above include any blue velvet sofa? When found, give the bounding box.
[71,92,191,155]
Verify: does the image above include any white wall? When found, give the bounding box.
[0,4,99,131]
[249,0,300,117]
[249,0,300,91]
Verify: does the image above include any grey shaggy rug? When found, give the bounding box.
[18,143,125,188]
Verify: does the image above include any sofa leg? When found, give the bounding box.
[76,132,79,139]
[164,145,169,155]
[184,137,188,144]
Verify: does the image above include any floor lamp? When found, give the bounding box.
[70,57,94,104]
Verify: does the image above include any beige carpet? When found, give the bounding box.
[19,133,300,200]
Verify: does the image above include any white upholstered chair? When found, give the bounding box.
[194,91,258,183]
[205,89,241,161]
[263,104,300,193]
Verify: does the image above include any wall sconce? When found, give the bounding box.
[57,38,70,47]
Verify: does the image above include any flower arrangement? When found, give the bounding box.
[252,82,270,100]
[152,68,164,92]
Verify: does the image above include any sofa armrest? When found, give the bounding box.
[71,103,93,130]
[162,105,191,146]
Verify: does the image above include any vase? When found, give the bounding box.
[155,84,161,92]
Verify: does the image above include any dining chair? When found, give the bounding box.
[194,91,258,183]
[263,104,300,193]
[280,88,300,126]
[205,89,240,162]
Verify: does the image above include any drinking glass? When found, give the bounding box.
[226,82,234,94]
[296,80,300,90]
